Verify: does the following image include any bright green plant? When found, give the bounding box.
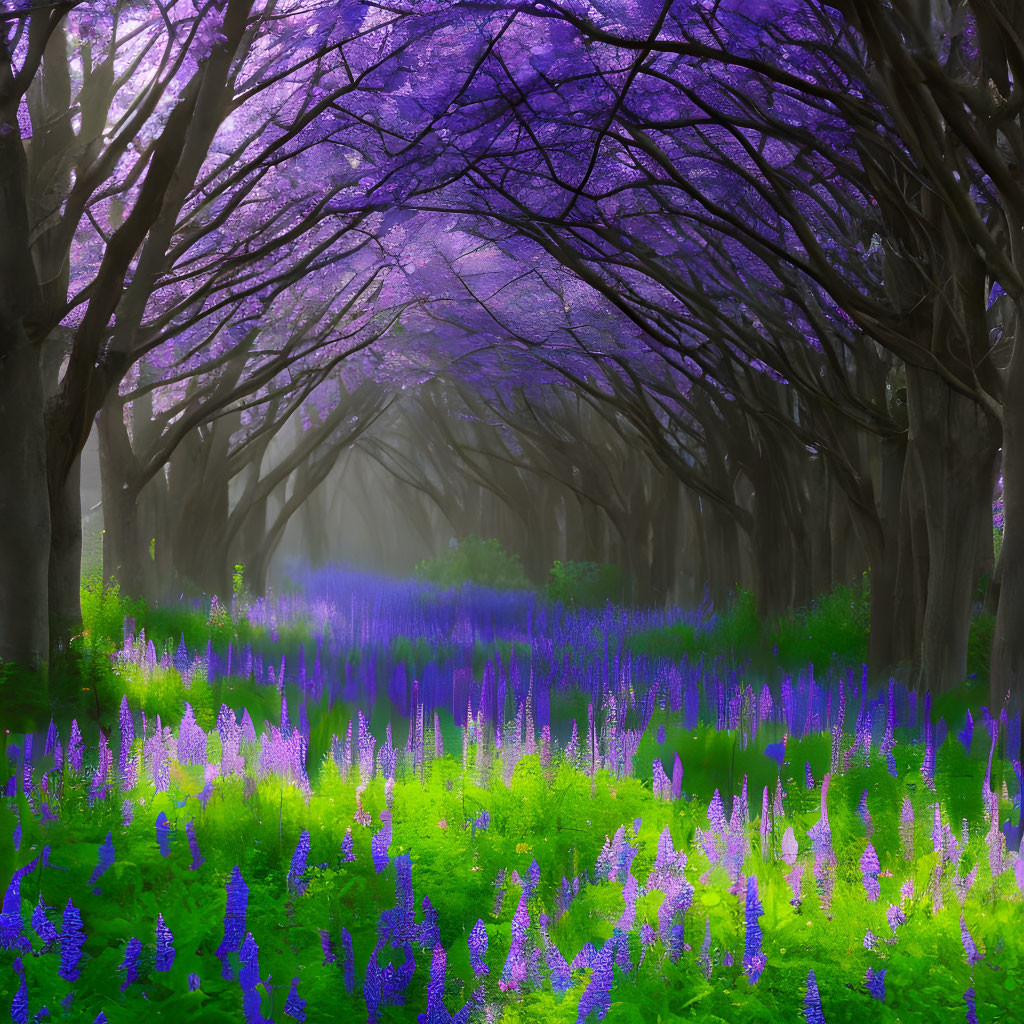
[414,536,530,590]
[546,560,622,608]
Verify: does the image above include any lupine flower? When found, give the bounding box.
[575,937,614,1023]
[341,927,355,993]
[67,720,84,772]
[118,696,137,790]
[288,829,311,893]
[697,917,712,979]
[886,904,906,934]
[865,967,886,1002]
[320,928,336,965]
[743,875,766,984]
[781,827,798,865]
[217,866,249,980]
[860,844,880,902]
[371,809,392,873]
[155,812,171,857]
[805,762,814,789]
[964,987,978,1024]
[156,913,175,972]
[804,969,827,1024]
[341,828,355,862]
[188,973,201,991]
[284,977,307,1022]
[186,820,205,871]
[31,897,58,946]
[960,915,983,966]
[59,900,85,982]
[11,957,27,1024]
[120,936,142,990]
[240,933,268,1024]
[468,918,489,976]
[422,945,449,1024]
[1,857,40,952]
[89,832,116,893]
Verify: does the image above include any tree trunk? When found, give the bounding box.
[47,451,83,693]
[0,324,50,674]
[991,333,1024,715]
[98,403,147,596]
[906,364,1001,692]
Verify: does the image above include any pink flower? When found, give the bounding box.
[437,818,448,830]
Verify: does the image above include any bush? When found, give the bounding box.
[546,560,621,607]
[414,536,530,590]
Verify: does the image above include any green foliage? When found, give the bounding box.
[966,611,995,687]
[414,536,531,590]
[628,587,759,665]
[547,560,622,608]
[771,576,869,672]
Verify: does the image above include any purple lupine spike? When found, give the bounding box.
[805,762,814,790]
[93,1014,107,1023]
[420,945,449,1024]
[89,728,112,805]
[468,919,489,976]
[371,809,392,873]
[11,956,27,1024]
[288,829,311,893]
[964,988,978,1024]
[958,711,973,752]
[341,927,355,993]
[217,866,249,980]
[656,724,666,744]
[860,844,880,902]
[781,827,798,865]
[89,832,116,893]
[240,709,257,744]
[419,897,440,949]
[186,820,205,871]
[240,933,269,1024]
[31,897,57,946]
[119,936,142,990]
[44,719,57,757]
[178,703,207,766]
[59,900,85,982]
[341,827,355,863]
[671,753,683,801]
[743,875,765,984]
[576,937,614,1023]
[804,969,827,1024]
[961,915,983,966]
[155,913,175,972]
[155,812,171,857]
[543,920,571,992]
[320,928,336,965]
[118,696,136,790]
[865,967,886,1002]
[1,856,42,952]
[67,720,84,772]
[886,904,906,934]
[284,977,307,1022]
[188,973,200,991]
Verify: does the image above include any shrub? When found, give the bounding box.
[546,560,621,607]
[414,536,530,590]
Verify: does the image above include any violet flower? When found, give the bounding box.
[217,866,249,980]
[120,936,142,990]
[743,875,765,985]
[804,969,827,1024]
[865,966,886,1002]
[59,900,85,982]
[155,913,175,972]
[284,976,307,1022]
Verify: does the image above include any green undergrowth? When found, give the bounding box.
[1,729,1021,1022]
[628,576,996,686]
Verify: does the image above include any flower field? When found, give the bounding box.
[1,569,1021,1022]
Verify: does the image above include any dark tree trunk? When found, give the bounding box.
[47,452,83,689]
[906,364,1001,692]
[0,324,50,674]
[991,334,1024,714]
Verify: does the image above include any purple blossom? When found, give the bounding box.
[860,844,880,902]
[188,972,201,991]
[960,915,983,966]
[289,829,311,893]
[120,936,142,990]
[865,967,886,1002]
[743,875,765,985]
[576,937,614,1023]
[468,918,489,976]
[59,900,85,982]
[156,913,175,972]
[217,866,249,980]
[1,857,40,952]
[321,927,337,965]
[187,820,205,871]
[155,812,171,857]
[89,831,116,893]
[804,969,827,1024]
[31,897,58,946]
[67,720,84,772]
[965,988,978,1024]
[421,944,449,1024]
[285,977,307,1022]
[341,827,355,862]
[341,927,355,993]
[11,957,27,1024]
